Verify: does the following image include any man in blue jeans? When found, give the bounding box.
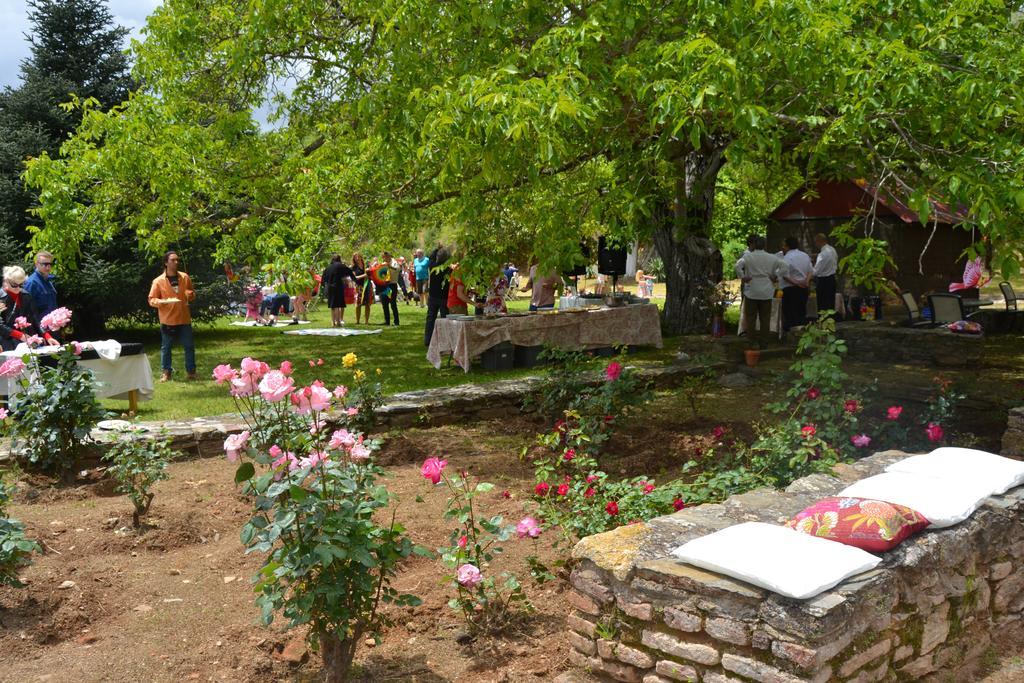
[147,251,198,381]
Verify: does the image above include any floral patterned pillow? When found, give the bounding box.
[785,497,930,553]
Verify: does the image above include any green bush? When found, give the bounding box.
[102,426,173,527]
[9,348,108,473]
[0,473,39,588]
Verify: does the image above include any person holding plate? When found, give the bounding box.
[148,250,197,382]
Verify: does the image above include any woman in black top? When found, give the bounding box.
[350,253,373,325]
[321,255,355,327]
[0,266,59,351]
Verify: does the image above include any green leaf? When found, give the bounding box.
[235,462,255,484]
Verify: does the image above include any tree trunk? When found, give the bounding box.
[320,629,360,683]
[654,142,727,335]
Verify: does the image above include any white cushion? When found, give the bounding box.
[671,522,881,600]
[885,447,1024,495]
[839,471,995,528]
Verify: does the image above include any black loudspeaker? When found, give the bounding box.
[562,241,591,278]
[597,236,627,276]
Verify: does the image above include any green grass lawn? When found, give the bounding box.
[104,296,677,421]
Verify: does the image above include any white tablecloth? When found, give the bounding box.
[0,345,154,402]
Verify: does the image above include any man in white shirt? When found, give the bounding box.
[735,235,786,347]
[781,237,813,332]
[813,233,839,319]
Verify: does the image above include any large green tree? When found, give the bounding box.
[25,0,1024,333]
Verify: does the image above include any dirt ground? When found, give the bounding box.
[1,374,1022,682]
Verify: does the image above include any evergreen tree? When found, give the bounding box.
[0,0,132,244]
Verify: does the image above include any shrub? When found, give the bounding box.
[215,356,421,683]
[4,344,107,474]
[102,426,173,528]
[421,458,532,634]
[341,352,384,431]
[0,471,39,587]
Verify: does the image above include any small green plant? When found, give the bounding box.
[678,354,716,418]
[0,470,39,587]
[421,457,533,635]
[3,347,108,473]
[103,426,174,528]
[342,352,385,430]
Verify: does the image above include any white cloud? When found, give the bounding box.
[1,0,162,89]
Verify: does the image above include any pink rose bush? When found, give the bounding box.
[220,357,418,681]
[421,456,532,633]
[604,361,623,381]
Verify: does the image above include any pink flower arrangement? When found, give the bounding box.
[925,423,944,443]
[605,501,619,516]
[456,563,483,588]
[516,517,542,538]
[801,424,817,438]
[886,405,903,421]
[0,357,26,377]
[212,364,238,384]
[604,361,623,381]
[13,316,30,330]
[420,457,447,484]
[39,306,72,332]
[806,387,820,400]
[844,399,859,413]
[223,431,250,462]
[534,482,550,496]
[258,370,294,402]
[851,434,872,448]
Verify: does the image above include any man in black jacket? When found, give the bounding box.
[423,245,451,347]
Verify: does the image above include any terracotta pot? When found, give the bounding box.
[744,349,761,367]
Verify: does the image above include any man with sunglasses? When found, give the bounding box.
[23,251,58,318]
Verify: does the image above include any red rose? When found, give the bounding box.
[584,487,596,498]
[672,498,686,511]
[844,399,859,413]
[556,484,569,496]
[605,501,619,516]
[534,482,550,496]
[806,387,820,400]
[801,424,816,438]
[563,448,576,461]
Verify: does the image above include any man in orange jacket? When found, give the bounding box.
[148,251,198,381]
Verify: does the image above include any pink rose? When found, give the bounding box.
[258,370,294,402]
[24,335,43,348]
[298,450,329,469]
[279,360,293,375]
[806,387,820,400]
[39,307,72,332]
[0,407,8,420]
[886,405,903,421]
[604,361,623,381]
[291,384,331,414]
[421,457,447,484]
[212,364,238,384]
[585,474,599,484]
[563,448,576,461]
[333,385,348,398]
[516,517,542,539]
[345,407,359,416]
[456,564,483,588]
[851,434,872,448]
[71,341,83,355]
[349,443,371,460]
[13,316,30,330]
[0,357,26,377]
[584,487,595,498]
[240,357,270,379]
[556,483,569,496]
[223,430,250,462]
[328,429,356,450]
[925,423,944,443]
[642,483,655,494]
[272,449,299,471]
[229,374,258,397]
[844,399,859,413]
[457,535,468,548]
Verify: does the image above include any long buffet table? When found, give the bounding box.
[426,303,663,372]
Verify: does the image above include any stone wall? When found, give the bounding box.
[567,451,1024,682]
[834,323,984,368]
[1002,406,1024,458]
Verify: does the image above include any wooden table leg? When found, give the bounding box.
[128,389,138,415]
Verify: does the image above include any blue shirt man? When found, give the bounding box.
[413,252,431,283]
[23,250,57,318]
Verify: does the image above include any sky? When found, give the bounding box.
[0,0,163,89]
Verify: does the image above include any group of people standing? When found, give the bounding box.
[320,250,433,328]
[735,233,838,346]
[0,251,61,352]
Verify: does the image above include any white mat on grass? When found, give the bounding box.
[282,327,383,336]
[230,320,314,328]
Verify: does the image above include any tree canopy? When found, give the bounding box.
[24,0,1024,332]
